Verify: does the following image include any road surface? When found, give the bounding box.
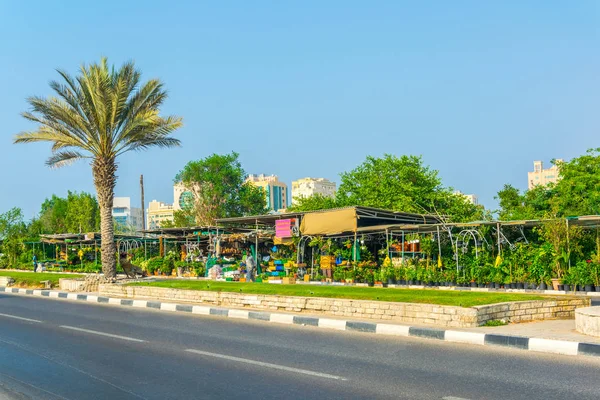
[0,293,599,399]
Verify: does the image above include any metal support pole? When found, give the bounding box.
[353,230,358,263]
[566,218,571,269]
[436,225,442,264]
[401,231,405,261]
[496,223,501,255]
[385,229,390,260]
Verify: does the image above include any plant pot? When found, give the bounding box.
[516,283,524,290]
[551,278,560,291]
[558,284,564,291]
[470,282,477,288]
[368,282,374,287]
[595,286,600,293]
[539,282,547,290]
[585,284,594,292]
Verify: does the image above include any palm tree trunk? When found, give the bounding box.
[93,157,117,279]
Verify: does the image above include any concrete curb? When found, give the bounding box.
[2,286,599,358]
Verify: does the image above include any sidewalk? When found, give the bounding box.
[2,285,600,359]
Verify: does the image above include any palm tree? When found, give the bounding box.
[14,58,182,278]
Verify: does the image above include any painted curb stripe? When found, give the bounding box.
[346,321,377,333]
[444,331,486,346]
[146,301,161,309]
[375,324,410,336]
[318,318,347,331]
[578,342,600,356]
[248,311,270,321]
[160,303,177,312]
[269,313,294,324]
[528,338,578,356]
[132,300,148,308]
[210,308,229,317]
[227,309,249,319]
[192,305,211,315]
[293,316,319,327]
[409,327,446,340]
[176,305,193,313]
[120,299,133,306]
[77,294,87,301]
[484,334,529,350]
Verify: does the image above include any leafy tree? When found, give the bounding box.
[0,208,27,267]
[39,194,68,233]
[337,154,441,213]
[64,191,100,233]
[334,154,484,221]
[14,58,182,277]
[174,152,268,226]
[38,191,100,234]
[288,194,338,212]
[495,184,553,220]
[552,149,600,216]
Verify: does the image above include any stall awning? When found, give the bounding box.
[300,208,358,235]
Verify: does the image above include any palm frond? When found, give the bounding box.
[46,150,88,168]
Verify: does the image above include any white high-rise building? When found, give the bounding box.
[291,177,337,205]
[112,197,144,231]
[528,159,563,190]
[454,190,479,205]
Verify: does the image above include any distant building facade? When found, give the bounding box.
[291,177,337,205]
[112,197,144,231]
[528,160,562,190]
[146,200,174,229]
[246,174,288,211]
[454,190,479,205]
[173,182,194,211]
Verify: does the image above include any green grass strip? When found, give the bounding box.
[0,271,84,288]
[128,280,548,307]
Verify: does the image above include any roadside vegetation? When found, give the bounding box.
[0,271,83,288]
[128,280,547,307]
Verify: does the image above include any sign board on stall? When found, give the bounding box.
[275,218,297,238]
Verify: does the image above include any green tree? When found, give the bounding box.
[288,194,338,212]
[39,194,68,233]
[38,191,100,234]
[64,191,100,233]
[495,184,553,220]
[335,154,484,221]
[552,149,600,216]
[0,208,27,267]
[14,58,182,277]
[337,154,441,213]
[175,152,268,226]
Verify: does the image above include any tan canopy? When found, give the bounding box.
[300,208,357,235]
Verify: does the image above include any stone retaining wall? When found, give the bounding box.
[59,278,86,292]
[576,307,600,337]
[99,284,590,328]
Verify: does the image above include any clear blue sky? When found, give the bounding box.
[1,1,598,218]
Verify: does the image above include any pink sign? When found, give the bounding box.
[275,219,294,238]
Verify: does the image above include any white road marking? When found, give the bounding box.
[60,325,145,342]
[0,313,42,323]
[185,349,347,381]
[443,397,472,400]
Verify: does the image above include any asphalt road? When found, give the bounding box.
[0,293,600,400]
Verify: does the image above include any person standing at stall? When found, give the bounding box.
[245,250,256,282]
